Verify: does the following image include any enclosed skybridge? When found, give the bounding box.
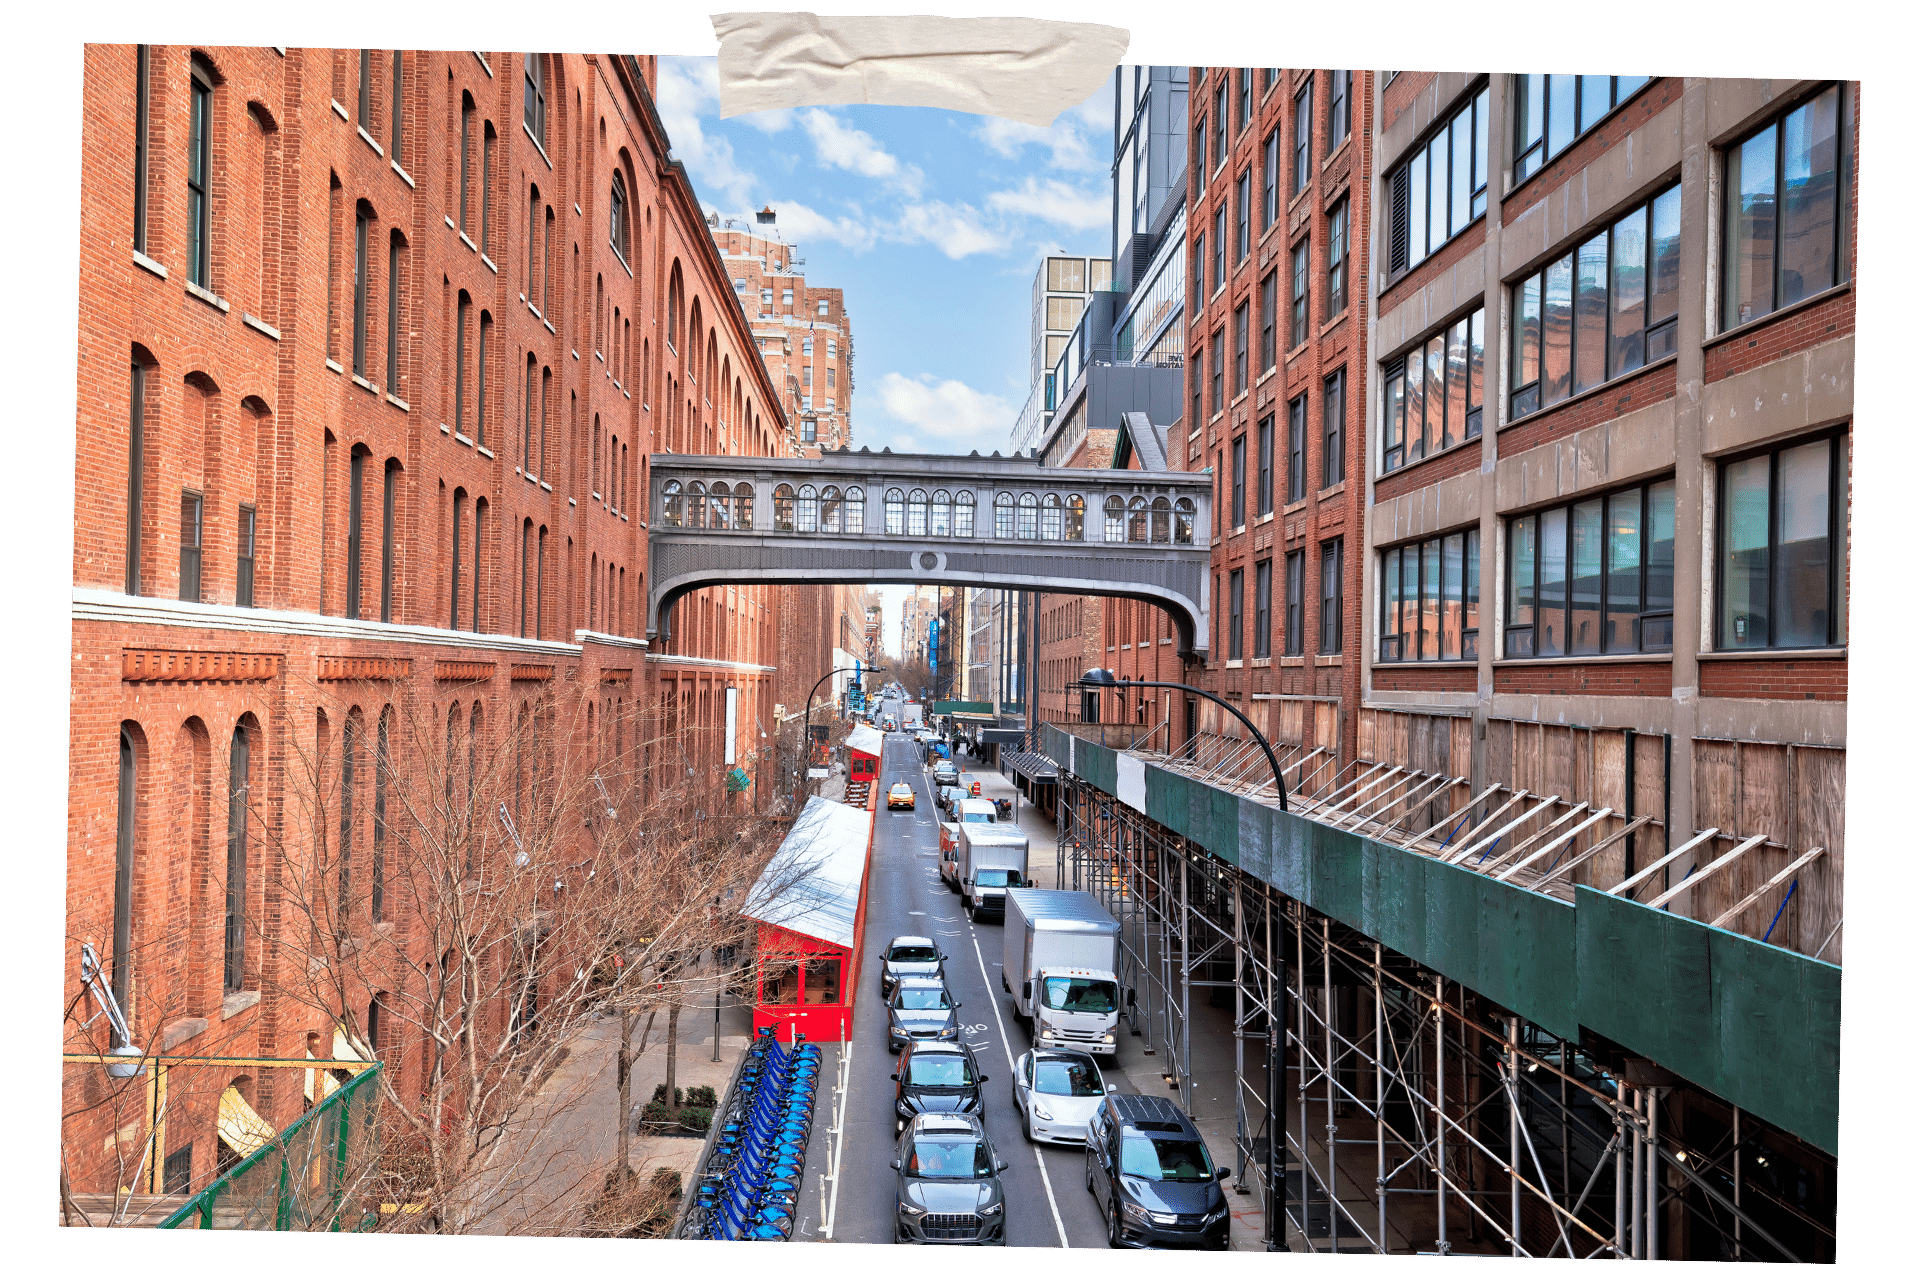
[647,448,1215,655]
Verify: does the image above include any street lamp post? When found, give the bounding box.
[801,665,863,793]
[1074,668,1289,811]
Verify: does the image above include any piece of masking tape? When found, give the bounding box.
[711,12,1130,127]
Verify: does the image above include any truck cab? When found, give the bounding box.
[1003,890,1125,1056]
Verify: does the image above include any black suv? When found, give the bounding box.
[892,1040,987,1133]
[1085,1093,1232,1249]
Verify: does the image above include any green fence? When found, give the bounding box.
[159,1065,382,1230]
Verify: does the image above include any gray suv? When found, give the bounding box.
[887,977,960,1053]
[892,1113,1008,1244]
[878,935,947,999]
[1085,1092,1232,1249]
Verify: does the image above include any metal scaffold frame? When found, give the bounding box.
[1055,770,1833,1260]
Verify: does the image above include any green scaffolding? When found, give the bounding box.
[159,1065,382,1230]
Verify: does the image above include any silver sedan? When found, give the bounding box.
[887,977,960,1054]
[1010,1048,1116,1145]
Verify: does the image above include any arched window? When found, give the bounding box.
[390,51,405,162]
[709,481,733,531]
[455,291,471,434]
[773,483,795,531]
[380,458,401,622]
[352,201,373,376]
[687,480,707,529]
[609,170,629,264]
[1017,492,1039,539]
[1104,495,1126,543]
[844,486,865,534]
[954,490,976,538]
[884,488,906,535]
[475,311,491,446]
[111,725,139,1008]
[734,482,754,530]
[188,56,214,289]
[450,487,466,628]
[1042,493,1063,540]
[1175,497,1196,544]
[458,93,475,235]
[1128,496,1149,543]
[337,712,357,922]
[931,490,952,537]
[796,484,819,532]
[1151,496,1172,544]
[1066,494,1087,541]
[385,232,406,393]
[994,492,1015,539]
[523,54,546,145]
[907,488,929,536]
[820,485,842,533]
[522,353,537,472]
[346,446,369,617]
[471,499,487,631]
[667,264,682,350]
[372,708,390,921]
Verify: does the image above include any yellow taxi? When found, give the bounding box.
[887,782,916,810]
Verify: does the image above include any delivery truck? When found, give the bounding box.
[944,824,1031,921]
[1002,889,1125,1055]
[903,702,925,731]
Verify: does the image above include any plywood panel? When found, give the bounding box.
[1486,719,1514,794]
[1357,708,1377,763]
[1726,743,1790,939]
[1793,746,1846,962]
[1691,738,1741,911]
[1452,715,1477,818]
[1633,732,1667,854]
[1586,731,1629,888]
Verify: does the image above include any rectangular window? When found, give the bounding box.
[1254,559,1272,658]
[1723,84,1845,329]
[1257,413,1274,517]
[1510,184,1678,417]
[179,491,203,602]
[1328,70,1350,144]
[1191,230,1206,317]
[1210,327,1224,416]
[1194,120,1208,195]
[782,287,793,308]
[1236,170,1251,261]
[1191,358,1203,429]
[1292,84,1313,193]
[188,65,212,288]
[134,46,151,253]
[1284,550,1304,655]
[1287,395,1306,503]
[1380,530,1479,662]
[386,234,403,391]
[126,363,144,596]
[1381,307,1484,474]
[1213,205,1227,291]
[1319,538,1343,652]
[1505,477,1677,657]
[1513,74,1653,182]
[1322,368,1345,487]
[1263,129,1279,229]
[1289,240,1309,348]
[353,208,370,376]
[1259,271,1277,371]
[1387,84,1490,274]
[1231,433,1246,527]
[236,504,256,607]
[1327,198,1349,316]
[1228,568,1244,660]
[1233,303,1248,396]
[1717,429,1847,650]
[1239,67,1252,127]
[1215,84,1229,167]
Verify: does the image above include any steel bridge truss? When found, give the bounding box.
[1055,773,1832,1260]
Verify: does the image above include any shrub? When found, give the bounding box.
[685,1085,718,1109]
[674,1105,712,1134]
[649,1083,684,1107]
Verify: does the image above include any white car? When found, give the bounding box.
[1010,1048,1115,1145]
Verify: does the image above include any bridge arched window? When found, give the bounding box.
[1151,496,1172,544]
[1041,493,1062,540]
[688,481,708,529]
[663,479,683,527]
[796,484,819,532]
[1017,492,1039,539]
[954,490,976,538]
[845,486,865,534]
[1066,494,1086,541]
[907,488,928,536]
[820,486,842,533]
[1175,497,1196,544]
[773,483,795,531]
[709,481,733,531]
[931,490,952,537]
[1128,496,1149,543]
[734,482,755,529]
[884,488,905,535]
[1104,495,1125,543]
[994,492,1015,539]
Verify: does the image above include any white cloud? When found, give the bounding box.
[800,109,924,195]
[735,106,795,134]
[656,57,758,210]
[890,201,1007,259]
[752,200,878,254]
[871,372,1018,455]
[986,176,1110,231]
[970,82,1112,172]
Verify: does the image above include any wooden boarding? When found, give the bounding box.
[1403,783,1503,851]
[1438,789,1533,863]
[1346,775,1457,836]
[1645,833,1771,910]
[1525,815,1656,889]
[1708,848,1826,931]
[1479,803,1593,873]
[1495,808,1617,883]
[1446,794,1562,866]
[1605,827,1721,898]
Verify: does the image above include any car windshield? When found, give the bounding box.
[1033,1058,1104,1096]
[889,945,938,963]
[896,988,951,1011]
[963,812,994,824]
[1120,1135,1215,1181]
[1042,977,1118,1014]
[974,869,1016,887]
[907,1138,993,1178]
[907,1054,976,1087]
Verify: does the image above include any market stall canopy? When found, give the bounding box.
[742,795,871,948]
[846,723,885,758]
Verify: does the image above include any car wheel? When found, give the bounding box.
[1024,1106,1036,1144]
[1085,1152,1096,1194]
[1108,1206,1123,1249]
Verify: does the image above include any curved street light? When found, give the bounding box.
[801,665,866,787]
[1077,667,1288,812]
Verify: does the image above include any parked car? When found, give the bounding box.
[879,935,947,999]
[892,1040,987,1132]
[892,1112,1008,1245]
[887,977,961,1055]
[1011,1048,1114,1144]
[888,781,917,810]
[932,761,960,789]
[935,785,964,818]
[1085,1092,1231,1249]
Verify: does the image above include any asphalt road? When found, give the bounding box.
[800,731,1116,1248]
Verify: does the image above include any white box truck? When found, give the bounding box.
[951,825,1031,920]
[903,702,925,731]
[1002,889,1125,1055]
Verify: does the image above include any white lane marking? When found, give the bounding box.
[824,1035,852,1239]
[969,928,1069,1249]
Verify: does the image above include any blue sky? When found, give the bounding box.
[657,57,1115,460]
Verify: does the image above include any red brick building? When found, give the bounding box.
[65,46,828,1200]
